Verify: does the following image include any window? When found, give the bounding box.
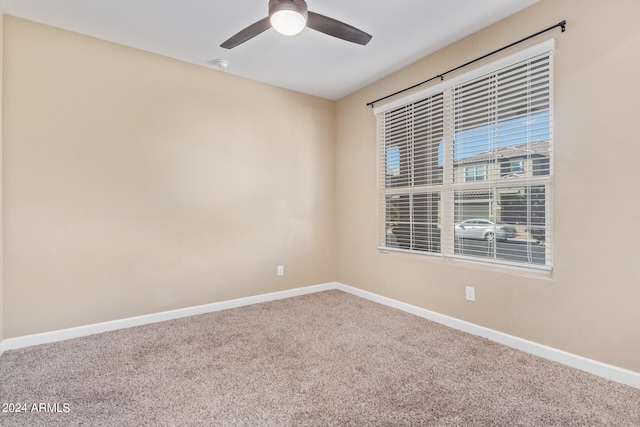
[377,41,553,269]
[465,165,486,181]
[381,94,444,253]
[501,160,524,177]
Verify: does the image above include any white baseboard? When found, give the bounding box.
[334,283,640,389]
[2,281,638,389]
[1,282,337,351]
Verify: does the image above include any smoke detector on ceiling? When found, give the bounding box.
[212,59,229,69]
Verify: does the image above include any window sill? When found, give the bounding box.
[378,246,553,280]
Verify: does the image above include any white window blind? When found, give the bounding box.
[379,93,444,254]
[378,42,553,269]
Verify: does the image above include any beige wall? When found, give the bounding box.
[335,0,640,372]
[2,16,336,337]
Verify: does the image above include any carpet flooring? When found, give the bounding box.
[1,290,639,426]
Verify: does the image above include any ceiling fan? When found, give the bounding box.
[221,0,372,49]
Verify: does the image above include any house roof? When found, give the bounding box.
[455,140,549,165]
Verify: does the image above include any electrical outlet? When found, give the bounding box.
[277,265,284,276]
[465,286,475,301]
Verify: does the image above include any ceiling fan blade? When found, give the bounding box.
[221,17,271,49]
[307,11,372,46]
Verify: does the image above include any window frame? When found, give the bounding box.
[375,40,554,271]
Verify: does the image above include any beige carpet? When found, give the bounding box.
[1,290,639,426]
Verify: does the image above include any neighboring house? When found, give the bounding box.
[453,140,550,224]
[453,140,550,182]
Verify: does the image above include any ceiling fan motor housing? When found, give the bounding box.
[269,0,309,21]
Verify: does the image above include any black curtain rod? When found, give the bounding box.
[366,19,566,108]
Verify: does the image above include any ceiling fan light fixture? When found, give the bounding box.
[271,10,306,35]
[269,0,308,36]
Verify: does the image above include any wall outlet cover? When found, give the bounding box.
[465,286,475,301]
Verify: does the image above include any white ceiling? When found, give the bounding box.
[0,0,539,100]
